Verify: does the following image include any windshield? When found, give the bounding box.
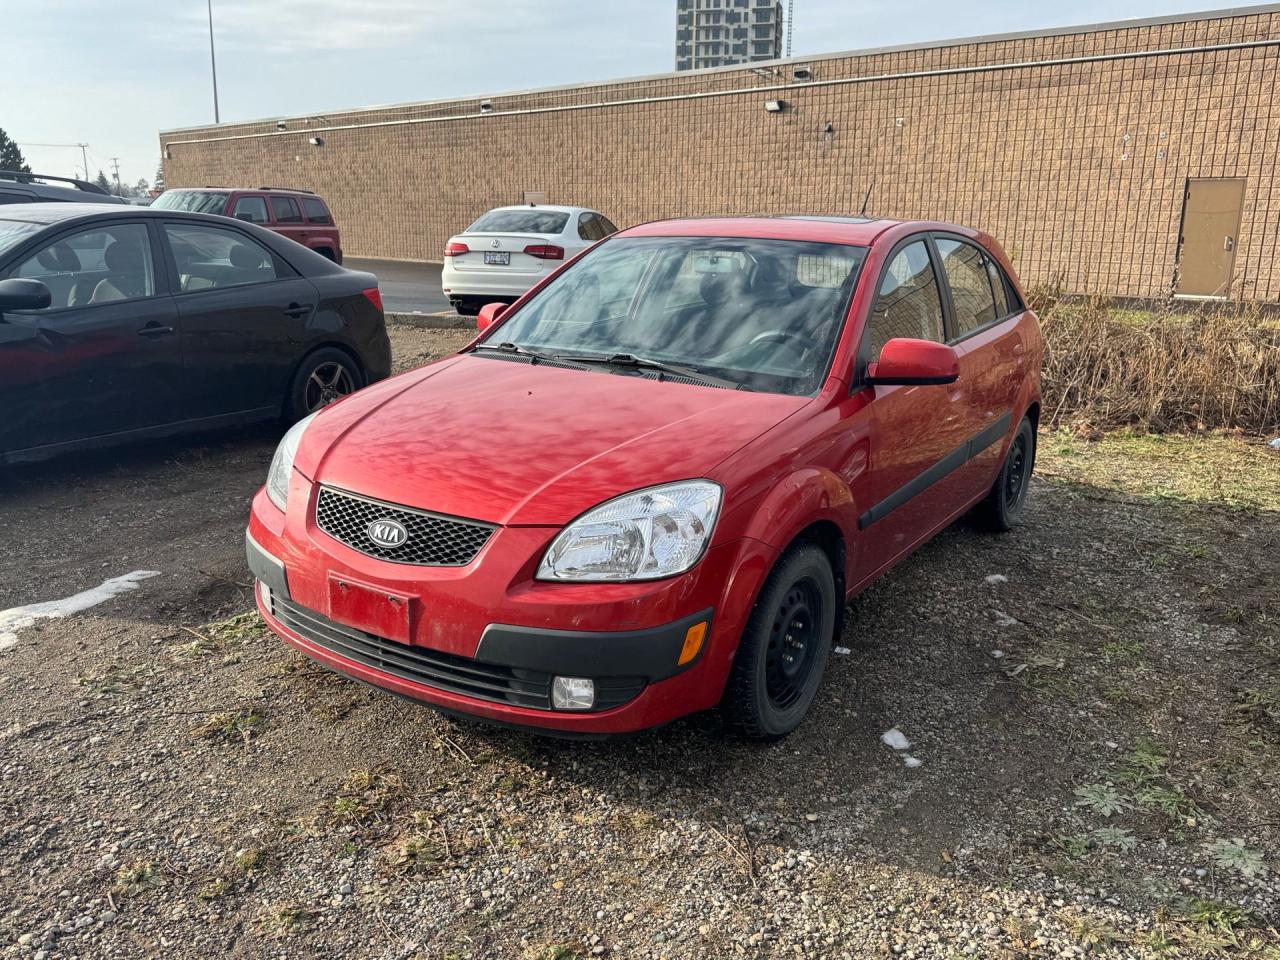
[481,236,867,396]
[0,220,42,258]
[467,209,570,234]
[151,190,230,214]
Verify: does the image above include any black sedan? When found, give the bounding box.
[0,203,391,464]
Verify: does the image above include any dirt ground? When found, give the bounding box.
[1,325,1277,960]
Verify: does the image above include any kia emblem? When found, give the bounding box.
[367,518,409,549]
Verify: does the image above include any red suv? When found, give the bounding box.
[246,216,1041,738]
[152,187,342,263]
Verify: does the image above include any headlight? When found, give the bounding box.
[537,480,722,582]
[265,413,318,512]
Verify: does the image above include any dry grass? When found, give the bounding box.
[1031,287,1280,433]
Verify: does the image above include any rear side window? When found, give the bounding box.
[936,238,996,338]
[231,196,269,224]
[597,215,618,236]
[271,196,302,223]
[576,213,596,241]
[164,223,281,292]
[467,209,570,234]
[865,240,944,360]
[302,197,332,224]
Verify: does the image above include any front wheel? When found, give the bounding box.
[284,348,362,423]
[724,544,837,739]
[977,415,1035,531]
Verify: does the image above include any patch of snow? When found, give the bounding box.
[992,610,1019,627]
[984,574,1008,585]
[833,645,851,655]
[0,571,161,652]
[903,755,924,769]
[991,649,1006,659]
[881,728,911,751]
[1269,437,1280,450]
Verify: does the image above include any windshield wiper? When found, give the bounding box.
[471,341,565,365]
[552,352,740,389]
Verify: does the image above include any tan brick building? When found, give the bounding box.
[160,5,1280,301]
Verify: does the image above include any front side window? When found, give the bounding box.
[270,196,302,223]
[936,238,996,338]
[164,223,280,292]
[865,240,944,360]
[10,223,155,308]
[467,209,570,234]
[302,197,332,224]
[483,236,867,396]
[151,190,230,215]
[232,196,269,224]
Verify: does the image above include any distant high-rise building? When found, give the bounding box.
[675,0,784,72]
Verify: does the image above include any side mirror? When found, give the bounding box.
[865,338,959,386]
[476,302,507,333]
[0,278,52,316]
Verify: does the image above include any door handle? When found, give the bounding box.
[137,323,175,338]
[283,303,311,318]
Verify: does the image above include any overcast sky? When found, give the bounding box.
[2,0,1266,187]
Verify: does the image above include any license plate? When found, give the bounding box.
[327,575,412,643]
[483,251,510,266]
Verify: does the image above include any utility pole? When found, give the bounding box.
[16,142,90,180]
[208,0,221,123]
[110,158,122,196]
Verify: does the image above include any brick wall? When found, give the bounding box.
[160,7,1280,301]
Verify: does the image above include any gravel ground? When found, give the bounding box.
[1,324,1276,959]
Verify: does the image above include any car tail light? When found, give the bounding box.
[362,287,383,311]
[444,241,470,257]
[523,244,564,260]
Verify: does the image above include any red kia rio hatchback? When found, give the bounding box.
[246,216,1041,738]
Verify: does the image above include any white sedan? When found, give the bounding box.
[441,204,617,315]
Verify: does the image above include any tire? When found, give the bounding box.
[314,247,336,262]
[453,299,480,317]
[977,415,1035,531]
[284,347,363,423]
[725,543,837,739]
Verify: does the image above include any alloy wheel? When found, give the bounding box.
[305,361,355,412]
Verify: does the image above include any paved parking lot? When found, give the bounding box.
[0,328,1276,958]
[345,258,447,314]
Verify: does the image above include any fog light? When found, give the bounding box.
[552,676,595,710]
[257,580,272,609]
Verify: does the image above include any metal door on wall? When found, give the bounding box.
[1175,178,1245,298]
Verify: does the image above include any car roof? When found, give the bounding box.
[162,186,319,196]
[620,215,912,246]
[482,204,590,215]
[0,202,145,225]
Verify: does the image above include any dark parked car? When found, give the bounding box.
[0,203,390,465]
[0,170,129,206]
[152,187,343,263]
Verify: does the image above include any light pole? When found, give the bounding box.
[208,0,221,123]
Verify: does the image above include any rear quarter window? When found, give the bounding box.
[302,197,332,224]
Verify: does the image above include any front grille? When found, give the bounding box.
[271,596,645,712]
[315,487,495,566]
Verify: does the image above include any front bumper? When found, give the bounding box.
[247,492,775,734]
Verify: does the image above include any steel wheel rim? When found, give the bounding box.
[305,362,355,411]
[1005,434,1028,509]
[765,579,822,710]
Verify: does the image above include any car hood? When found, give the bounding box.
[295,354,809,526]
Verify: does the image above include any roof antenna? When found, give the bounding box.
[858,179,875,217]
